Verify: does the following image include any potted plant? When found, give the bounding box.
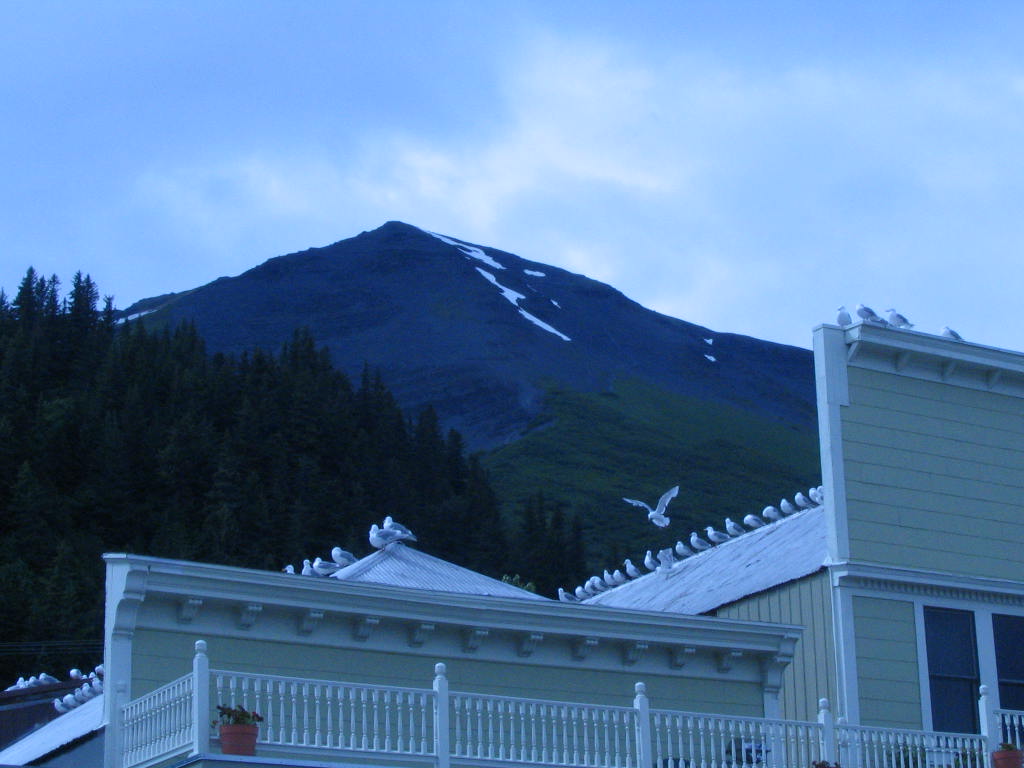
[214,704,262,756]
[993,743,1023,768]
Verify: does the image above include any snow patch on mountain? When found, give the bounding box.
[429,232,505,270]
[524,269,545,277]
[475,268,571,342]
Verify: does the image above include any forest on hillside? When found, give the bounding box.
[0,269,586,685]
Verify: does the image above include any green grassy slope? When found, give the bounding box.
[482,378,821,573]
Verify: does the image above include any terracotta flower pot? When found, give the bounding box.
[993,749,1023,768]
[219,723,259,755]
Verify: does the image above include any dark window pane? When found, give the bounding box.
[994,615,1024,682]
[925,607,978,677]
[999,683,1024,712]
[930,677,979,733]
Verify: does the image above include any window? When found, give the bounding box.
[993,614,1024,710]
[924,607,979,733]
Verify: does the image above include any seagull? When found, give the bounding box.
[809,486,824,505]
[557,587,578,603]
[794,492,812,509]
[331,546,356,566]
[743,513,765,528]
[574,585,588,600]
[282,564,295,574]
[674,540,694,558]
[836,306,852,326]
[369,523,410,549]
[301,559,315,576]
[587,575,607,593]
[762,505,782,522]
[623,485,679,528]
[725,517,745,537]
[39,672,59,685]
[689,531,711,551]
[942,326,964,341]
[382,516,417,542]
[656,548,675,569]
[706,526,730,544]
[856,303,885,324]
[624,558,641,578]
[312,557,340,576]
[780,498,798,515]
[53,697,71,714]
[886,309,913,329]
[644,550,658,570]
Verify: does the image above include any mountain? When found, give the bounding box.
[121,222,821,560]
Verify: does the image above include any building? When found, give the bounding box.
[586,321,1024,737]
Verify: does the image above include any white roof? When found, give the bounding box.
[331,542,550,601]
[0,693,104,765]
[584,507,827,614]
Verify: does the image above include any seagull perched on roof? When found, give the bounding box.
[331,546,356,566]
[689,531,711,551]
[301,559,315,576]
[675,540,694,558]
[780,498,797,515]
[942,326,964,341]
[383,516,417,541]
[282,564,295,575]
[312,557,340,577]
[624,558,641,578]
[743,513,765,529]
[809,486,824,505]
[623,485,679,528]
[836,306,852,326]
[644,550,658,570]
[794,492,813,509]
[762,505,782,522]
[724,517,745,537]
[706,526,730,544]
[856,303,885,324]
[557,587,578,603]
[886,309,913,329]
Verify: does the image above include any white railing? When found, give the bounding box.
[120,672,194,768]
[649,708,824,768]
[211,668,435,755]
[119,641,1005,768]
[837,723,987,768]
[995,708,1024,748]
[450,690,636,767]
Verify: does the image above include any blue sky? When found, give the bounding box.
[3,1,1023,350]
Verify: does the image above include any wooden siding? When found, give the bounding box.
[841,366,1024,578]
[852,596,921,728]
[130,628,765,717]
[717,571,834,722]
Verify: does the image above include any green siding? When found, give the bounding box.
[130,628,763,716]
[842,366,1024,579]
[717,571,834,722]
[853,596,921,728]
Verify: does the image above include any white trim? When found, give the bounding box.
[813,325,851,564]
[830,576,861,723]
[835,566,1024,731]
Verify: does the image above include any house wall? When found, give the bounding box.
[851,595,921,728]
[129,627,766,717]
[717,571,835,723]
[841,365,1024,578]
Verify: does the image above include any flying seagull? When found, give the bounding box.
[886,309,913,329]
[623,485,680,528]
[836,306,852,326]
[942,326,964,341]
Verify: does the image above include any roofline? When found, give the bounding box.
[813,321,1024,398]
[103,552,802,654]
